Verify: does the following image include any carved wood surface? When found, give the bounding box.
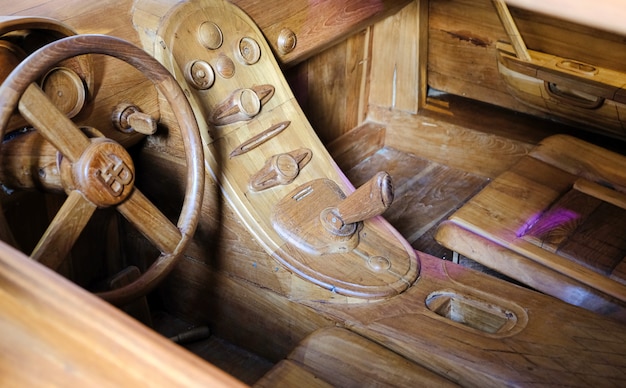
[133,0,419,300]
[3,1,626,386]
[0,32,205,305]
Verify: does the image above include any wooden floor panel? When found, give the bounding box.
[151,312,274,385]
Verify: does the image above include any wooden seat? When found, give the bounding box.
[435,134,626,322]
[254,327,457,387]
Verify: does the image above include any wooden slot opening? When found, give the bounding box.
[426,291,518,334]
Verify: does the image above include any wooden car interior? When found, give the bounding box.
[1,0,626,386]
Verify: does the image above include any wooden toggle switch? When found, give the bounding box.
[210,84,275,125]
[249,148,312,191]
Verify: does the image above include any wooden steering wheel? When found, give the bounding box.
[0,34,204,305]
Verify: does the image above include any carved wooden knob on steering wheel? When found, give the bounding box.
[0,34,204,305]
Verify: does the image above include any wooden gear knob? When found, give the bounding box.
[322,172,393,235]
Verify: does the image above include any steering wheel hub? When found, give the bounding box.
[71,138,135,207]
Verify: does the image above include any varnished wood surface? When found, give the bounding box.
[266,327,458,387]
[0,32,205,305]
[133,0,419,301]
[324,252,626,387]
[0,240,245,387]
[437,134,626,319]
[3,1,626,386]
[428,0,626,135]
[230,0,412,66]
[339,143,487,257]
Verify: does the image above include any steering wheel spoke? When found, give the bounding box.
[31,190,97,270]
[118,188,182,255]
[19,83,90,162]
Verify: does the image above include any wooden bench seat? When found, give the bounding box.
[435,135,626,322]
[254,327,457,387]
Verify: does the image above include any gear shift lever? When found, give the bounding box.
[272,172,394,255]
[321,172,393,236]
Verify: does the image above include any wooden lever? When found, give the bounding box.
[113,103,157,135]
[322,172,393,235]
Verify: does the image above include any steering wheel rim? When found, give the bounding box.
[0,34,205,305]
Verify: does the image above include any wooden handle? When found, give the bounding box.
[335,171,394,225]
[492,0,531,61]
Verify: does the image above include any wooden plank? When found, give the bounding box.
[343,147,487,247]
[531,134,626,192]
[505,238,626,302]
[345,147,431,189]
[447,158,626,301]
[379,104,535,178]
[383,162,487,243]
[521,186,626,277]
[369,1,420,113]
[612,259,626,284]
[0,240,245,387]
[230,0,412,66]
[286,327,458,387]
[288,30,368,143]
[575,178,626,211]
[435,220,626,321]
[326,122,386,172]
[492,0,531,61]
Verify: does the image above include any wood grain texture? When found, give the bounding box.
[30,190,97,269]
[373,104,534,179]
[491,0,531,61]
[4,2,626,387]
[133,0,419,302]
[230,0,412,66]
[284,327,458,387]
[325,122,386,172]
[287,29,368,143]
[0,31,205,305]
[368,0,420,114]
[440,135,626,308]
[254,360,333,388]
[0,240,245,387]
[428,0,626,132]
[436,220,626,320]
[344,146,487,248]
